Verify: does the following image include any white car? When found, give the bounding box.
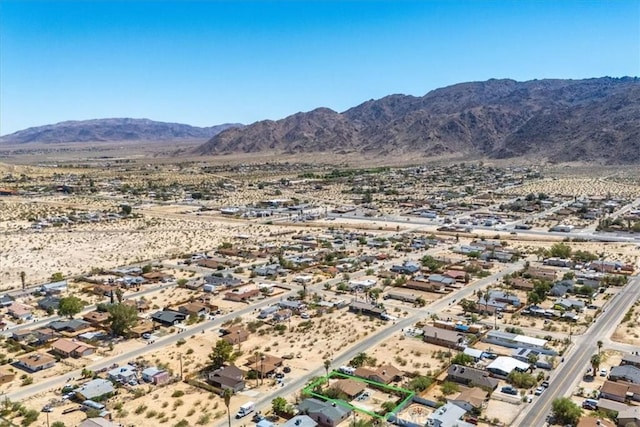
[534,386,545,396]
[600,368,607,377]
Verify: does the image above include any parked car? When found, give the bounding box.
[534,386,545,396]
[501,386,518,395]
[600,368,607,377]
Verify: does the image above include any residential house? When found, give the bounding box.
[141,271,172,282]
[178,302,209,317]
[224,288,260,302]
[7,302,32,320]
[83,311,111,327]
[79,418,119,427]
[40,280,68,295]
[282,415,317,427]
[245,354,283,378]
[37,296,60,312]
[446,365,498,390]
[423,326,465,349]
[576,416,615,427]
[274,309,292,322]
[16,352,56,372]
[253,263,287,277]
[0,367,15,385]
[48,319,92,334]
[51,338,95,358]
[527,267,557,282]
[511,348,553,370]
[610,365,640,384]
[554,298,586,312]
[204,275,243,288]
[34,327,58,343]
[349,301,384,317]
[150,310,186,327]
[207,365,245,392]
[449,386,489,412]
[621,353,640,368]
[258,306,279,319]
[486,357,530,377]
[617,406,640,427]
[0,294,14,307]
[11,329,37,344]
[510,278,534,291]
[74,378,115,401]
[428,274,457,287]
[353,364,402,384]
[279,300,305,312]
[483,330,556,355]
[426,402,475,427]
[550,280,575,297]
[332,379,366,398]
[599,380,635,402]
[108,365,137,383]
[297,398,352,427]
[444,270,467,283]
[384,291,420,304]
[141,367,170,385]
[404,278,444,293]
[220,325,249,345]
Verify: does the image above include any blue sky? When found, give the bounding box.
[1,0,639,135]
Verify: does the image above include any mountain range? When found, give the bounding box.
[0,118,242,144]
[3,77,639,164]
[195,77,640,164]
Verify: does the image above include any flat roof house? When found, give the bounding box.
[74,378,115,401]
[297,398,352,427]
[7,302,32,320]
[16,352,56,372]
[486,357,530,377]
[482,330,556,355]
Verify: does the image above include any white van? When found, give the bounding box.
[339,366,355,375]
[236,401,255,418]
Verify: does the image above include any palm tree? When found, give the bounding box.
[323,359,331,377]
[223,388,233,427]
[597,340,603,355]
[590,353,601,376]
[19,271,26,291]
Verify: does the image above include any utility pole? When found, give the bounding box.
[179,353,183,380]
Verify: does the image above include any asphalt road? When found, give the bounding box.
[515,275,640,426]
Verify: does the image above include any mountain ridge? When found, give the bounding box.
[0,118,243,144]
[195,77,640,164]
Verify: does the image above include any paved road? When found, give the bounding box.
[514,275,640,426]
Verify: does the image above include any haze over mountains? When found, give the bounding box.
[2,77,639,164]
[196,77,640,164]
[0,118,241,144]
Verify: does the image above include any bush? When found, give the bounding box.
[171,390,185,398]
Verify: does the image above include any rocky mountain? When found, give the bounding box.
[195,77,640,164]
[0,118,242,144]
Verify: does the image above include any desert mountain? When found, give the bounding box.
[195,77,640,164]
[0,118,242,144]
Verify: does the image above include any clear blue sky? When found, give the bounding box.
[1,0,638,135]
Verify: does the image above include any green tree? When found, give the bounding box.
[209,339,236,369]
[548,242,572,259]
[58,296,85,318]
[223,388,233,427]
[349,352,375,368]
[272,396,288,414]
[20,271,26,290]
[551,397,582,425]
[121,204,132,215]
[507,371,537,389]
[597,340,603,355]
[407,375,434,392]
[50,272,64,282]
[459,299,476,314]
[107,303,139,337]
[380,401,397,414]
[451,353,474,366]
[441,381,459,395]
[142,264,153,274]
